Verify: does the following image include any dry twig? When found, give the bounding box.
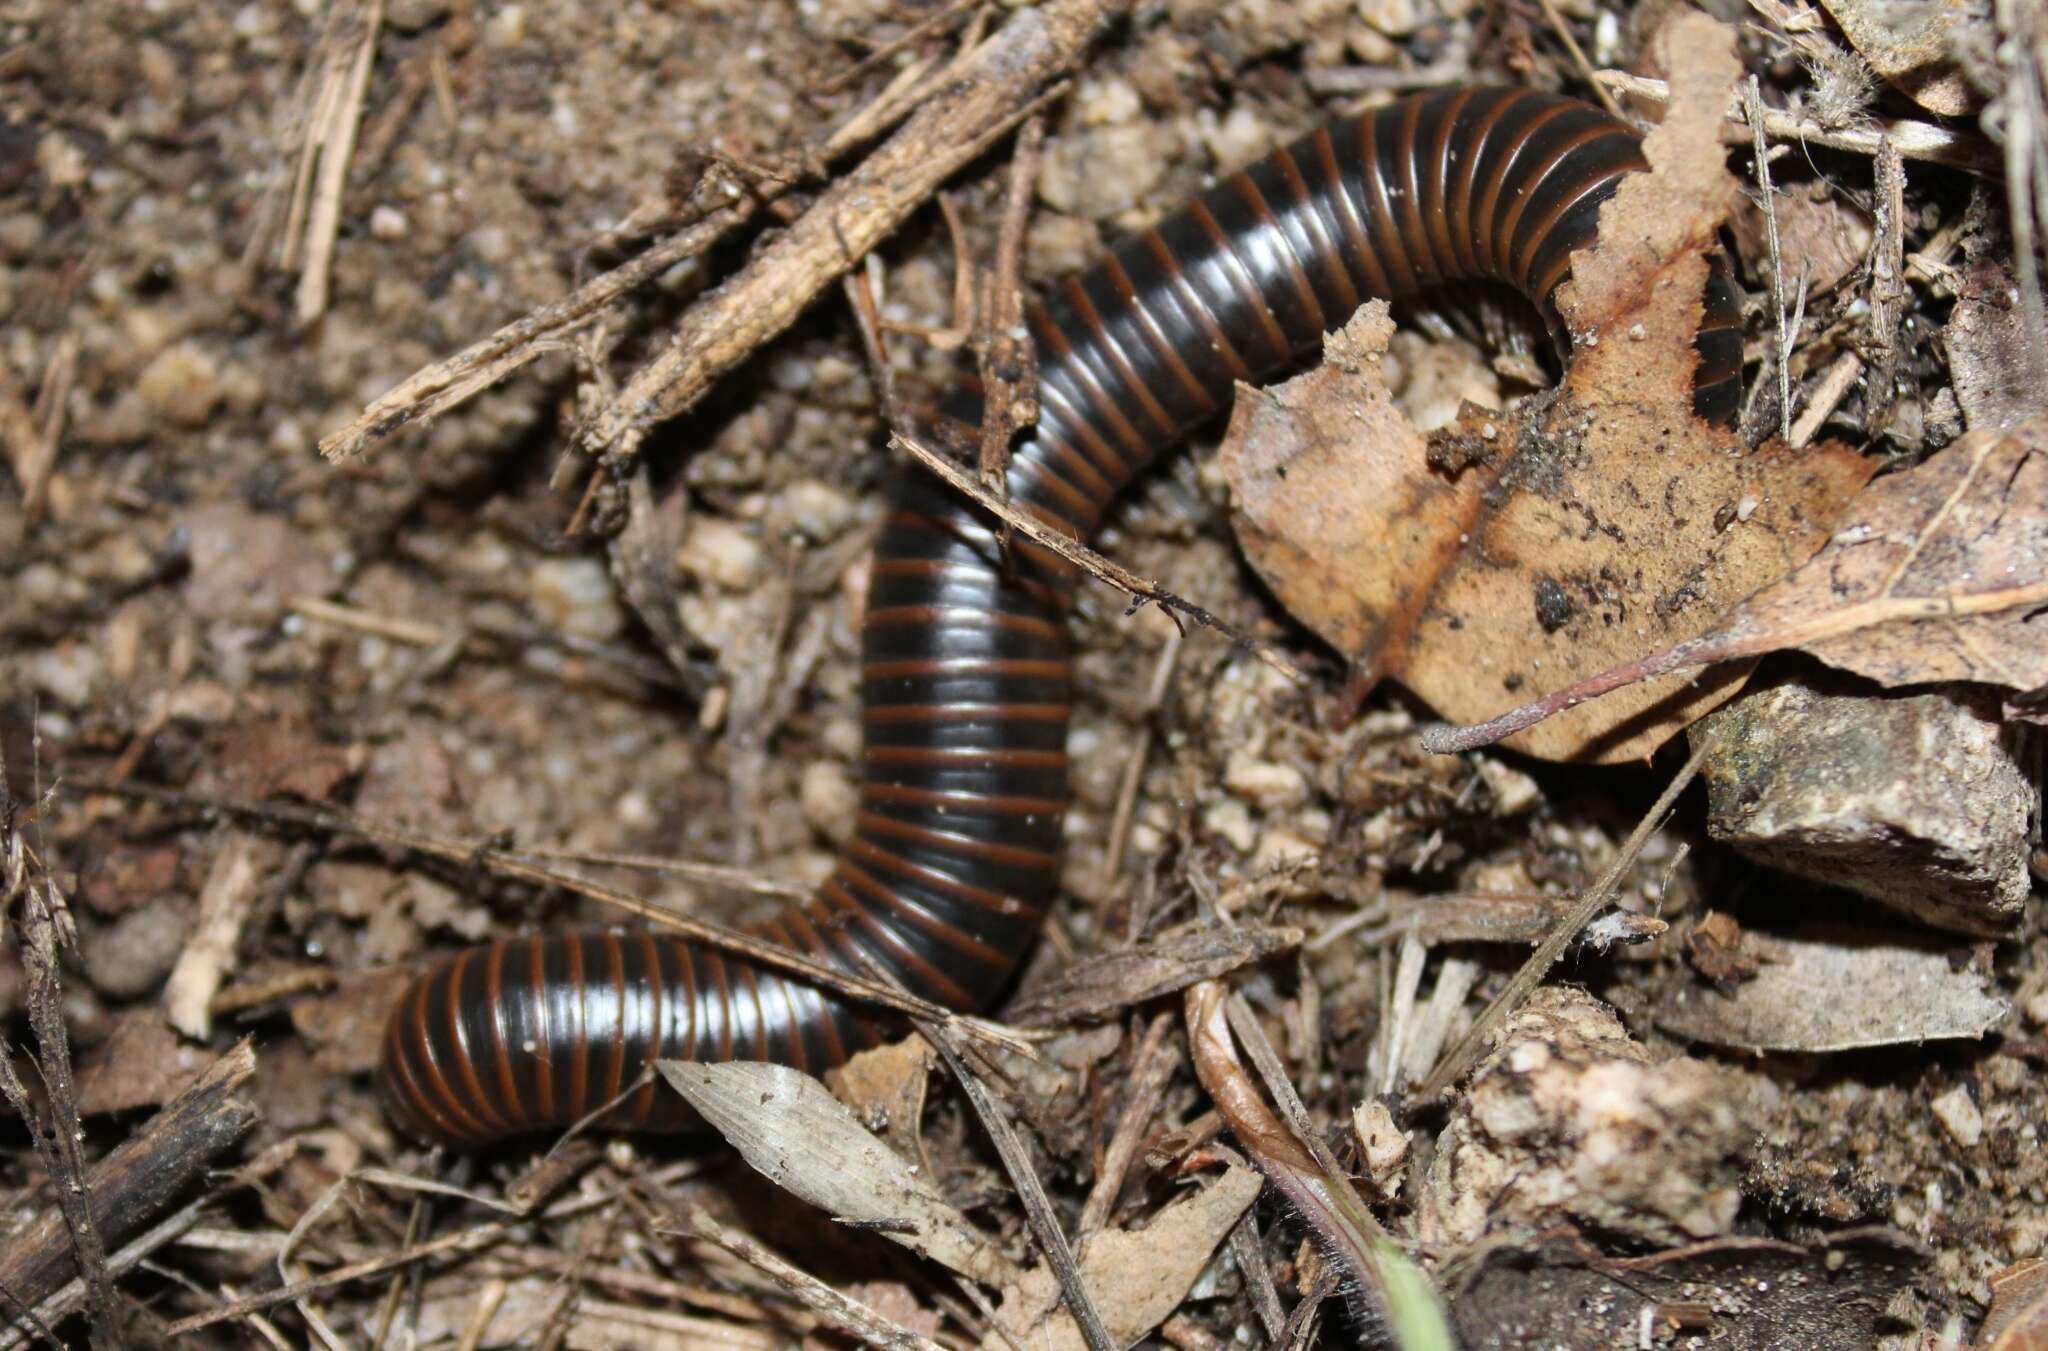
[0,1044,257,1341]
[574,0,1125,475]
[74,779,1034,1059]
[890,429,1306,682]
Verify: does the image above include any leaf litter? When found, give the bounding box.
[1223,11,1875,763]
[1428,414,2048,752]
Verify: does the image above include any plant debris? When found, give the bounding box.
[1224,15,1874,762]
[1427,414,2048,751]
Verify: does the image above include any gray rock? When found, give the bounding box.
[1694,676,2035,935]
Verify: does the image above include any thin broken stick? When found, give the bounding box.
[578,0,1130,469]
[75,779,1033,1060]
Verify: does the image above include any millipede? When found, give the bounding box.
[378,84,1746,1146]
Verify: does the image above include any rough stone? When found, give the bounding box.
[1694,676,2034,936]
[1416,987,1748,1247]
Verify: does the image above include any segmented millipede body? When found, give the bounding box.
[379,86,1745,1146]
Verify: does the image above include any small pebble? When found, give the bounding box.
[677,517,765,589]
[484,3,526,46]
[1223,751,1308,808]
[800,761,858,842]
[1929,1085,1983,1149]
[1202,798,1257,854]
[1356,0,1423,38]
[783,479,856,540]
[529,557,626,641]
[135,342,224,427]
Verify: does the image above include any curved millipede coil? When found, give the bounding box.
[379,86,1744,1146]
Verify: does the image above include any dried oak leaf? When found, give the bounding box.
[1221,12,1874,762]
[1434,416,2048,750]
[1981,1257,2048,1350]
[1752,417,2048,698]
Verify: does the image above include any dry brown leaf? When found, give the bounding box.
[1224,12,1874,762]
[658,1059,1021,1289]
[982,1166,1260,1351]
[1982,1258,2048,1350]
[1430,417,2048,752]
[1760,418,2048,692]
[826,1034,935,1169]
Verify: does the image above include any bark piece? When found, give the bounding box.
[1693,677,2034,934]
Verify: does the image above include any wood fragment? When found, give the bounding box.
[0,1042,258,1331]
[976,114,1047,490]
[1076,1012,1177,1236]
[1746,77,1793,442]
[1867,135,1907,428]
[0,1200,209,1351]
[578,0,1127,469]
[163,833,269,1040]
[286,0,383,325]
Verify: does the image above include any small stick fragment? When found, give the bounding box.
[1076,1012,1177,1235]
[1226,1212,1287,1343]
[579,0,1128,469]
[0,1199,209,1351]
[0,1042,258,1328]
[163,833,268,1040]
[1867,135,1907,427]
[1746,77,1793,442]
[977,113,1046,490]
[1789,349,1865,447]
[1537,0,1623,117]
[917,1020,1117,1351]
[288,0,383,325]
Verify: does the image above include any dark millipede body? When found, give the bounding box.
[379,86,1745,1146]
